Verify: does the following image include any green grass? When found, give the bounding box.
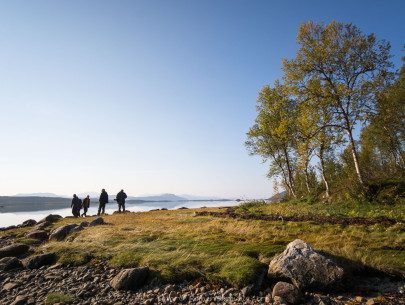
[45,292,74,304]
[2,202,403,288]
[236,199,405,220]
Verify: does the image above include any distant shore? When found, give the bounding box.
[0,196,233,214]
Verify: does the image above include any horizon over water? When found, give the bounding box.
[0,200,238,228]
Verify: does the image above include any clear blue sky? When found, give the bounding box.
[0,1,404,198]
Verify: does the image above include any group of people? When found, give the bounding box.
[71,189,127,217]
[71,194,91,217]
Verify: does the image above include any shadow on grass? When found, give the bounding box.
[318,250,405,282]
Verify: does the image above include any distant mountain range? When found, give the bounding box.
[14,192,64,198]
[12,192,229,202]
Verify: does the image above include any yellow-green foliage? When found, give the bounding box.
[39,205,404,287]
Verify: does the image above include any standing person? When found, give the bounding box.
[116,189,127,213]
[71,194,80,217]
[98,189,108,216]
[76,197,82,217]
[81,195,90,217]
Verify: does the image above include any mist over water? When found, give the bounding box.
[0,200,237,228]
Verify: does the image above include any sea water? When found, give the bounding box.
[0,200,237,228]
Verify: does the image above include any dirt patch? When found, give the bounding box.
[194,210,400,226]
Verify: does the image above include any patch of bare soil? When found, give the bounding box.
[195,209,400,226]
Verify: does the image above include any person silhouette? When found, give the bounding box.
[116,189,127,213]
[98,189,108,216]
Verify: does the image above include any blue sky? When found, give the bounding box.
[0,1,404,198]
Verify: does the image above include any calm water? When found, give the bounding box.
[0,200,237,228]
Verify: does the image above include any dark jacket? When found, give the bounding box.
[99,191,108,204]
[71,197,80,209]
[116,191,127,204]
[82,197,90,209]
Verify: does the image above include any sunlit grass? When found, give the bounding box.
[2,204,401,287]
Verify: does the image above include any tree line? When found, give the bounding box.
[246,21,405,201]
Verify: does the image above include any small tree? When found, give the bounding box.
[246,80,298,198]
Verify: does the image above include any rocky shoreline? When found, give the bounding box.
[1,259,404,305]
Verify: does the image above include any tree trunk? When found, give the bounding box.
[318,148,330,198]
[283,146,296,198]
[304,167,311,194]
[345,126,366,190]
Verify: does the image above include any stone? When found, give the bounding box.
[23,253,56,269]
[38,214,62,223]
[110,266,149,291]
[24,229,49,240]
[80,221,89,227]
[268,239,344,291]
[0,257,23,270]
[10,295,29,305]
[3,282,20,291]
[21,219,37,227]
[241,284,254,297]
[49,224,78,241]
[0,243,30,258]
[69,225,84,234]
[272,281,302,305]
[89,217,104,226]
[33,221,51,230]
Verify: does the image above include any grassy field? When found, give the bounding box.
[2,201,405,288]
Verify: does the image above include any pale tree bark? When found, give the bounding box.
[318,147,330,198]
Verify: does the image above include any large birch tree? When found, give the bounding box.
[282,20,393,191]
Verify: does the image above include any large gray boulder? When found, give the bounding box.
[268,239,344,291]
[0,257,23,271]
[110,267,149,291]
[0,244,29,258]
[49,224,78,241]
[23,253,56,269]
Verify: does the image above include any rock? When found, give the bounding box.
[24,229,49,240]
[0,243,30,258]
[10,295,29,305]
[241,284,254,296]
[49,224,78,241]
[23,253,56,269]
[21,219,37,227]
[273,295,289,305]
[110,266,149,291]
[80,221,89,227]
[272,281,302,305]
[0,257,23,270]
[33,221,51,230]
[69,225,84,234]
[89,217,104,226]
[3,282,20,291]
[268,239,344,291]
[38,214,62,223]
